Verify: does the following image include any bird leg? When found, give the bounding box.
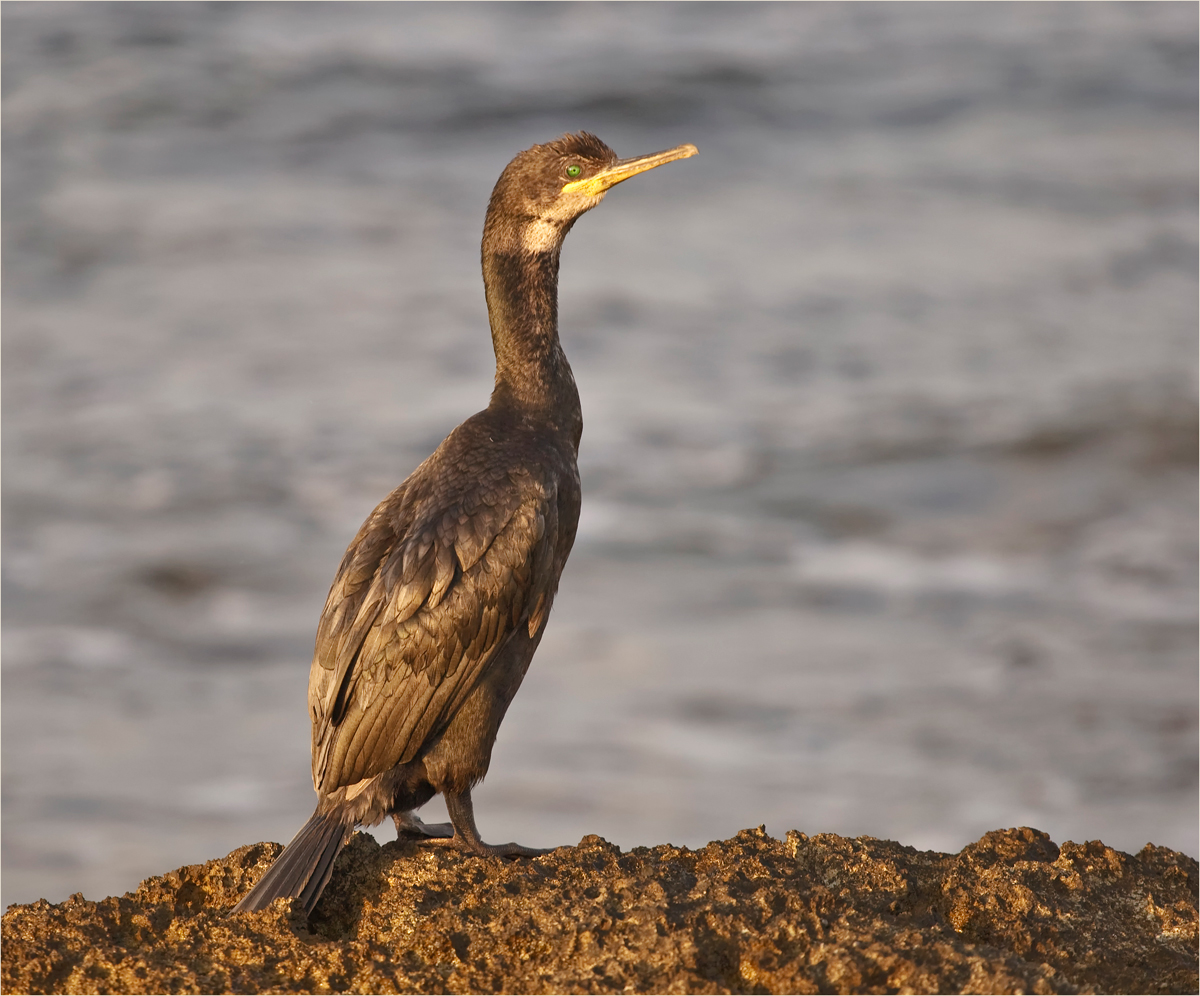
[418,788,553,858]
[393,810,454,840]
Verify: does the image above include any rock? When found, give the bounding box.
[2,827,1196,995]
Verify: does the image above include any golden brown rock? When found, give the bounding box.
[2,827,1196,995]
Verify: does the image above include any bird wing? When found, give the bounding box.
[308,467,560,795]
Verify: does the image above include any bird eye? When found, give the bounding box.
[566,164,582,178]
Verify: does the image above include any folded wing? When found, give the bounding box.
[309,470,560,795]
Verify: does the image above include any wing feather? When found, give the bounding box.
[309,471,560,794]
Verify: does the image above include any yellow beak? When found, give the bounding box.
[561,143,698,196]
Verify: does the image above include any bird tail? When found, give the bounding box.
[232,809,351,915]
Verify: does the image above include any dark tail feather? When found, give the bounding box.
[232,810,350,915]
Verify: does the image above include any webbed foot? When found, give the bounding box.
[420,835,553,858]
[422,787,557,859]
[393,811,454,840]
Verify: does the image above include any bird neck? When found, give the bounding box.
[482,231,582,446]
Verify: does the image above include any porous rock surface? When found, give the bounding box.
[2,827,1196,995]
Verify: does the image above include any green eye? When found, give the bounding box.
[566,164,582,178]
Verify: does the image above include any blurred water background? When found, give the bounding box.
[3,2,1197,909]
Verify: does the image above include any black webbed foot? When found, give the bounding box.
[393,811,454,840]
[419,835,553,858]
[419,787,557,859]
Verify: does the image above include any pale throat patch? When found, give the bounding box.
[521,218,565,253]
[519,194,601,252]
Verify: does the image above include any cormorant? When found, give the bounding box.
[233,133,697,915]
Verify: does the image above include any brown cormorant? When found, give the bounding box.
[233,133,697,915]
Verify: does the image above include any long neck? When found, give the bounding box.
[481,214,582,444]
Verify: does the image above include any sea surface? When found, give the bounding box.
[3,1,1197,908]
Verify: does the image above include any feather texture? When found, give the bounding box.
[308,419,574,797]
[233,129,693,916]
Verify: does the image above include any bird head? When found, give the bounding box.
[484,132,697,253]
